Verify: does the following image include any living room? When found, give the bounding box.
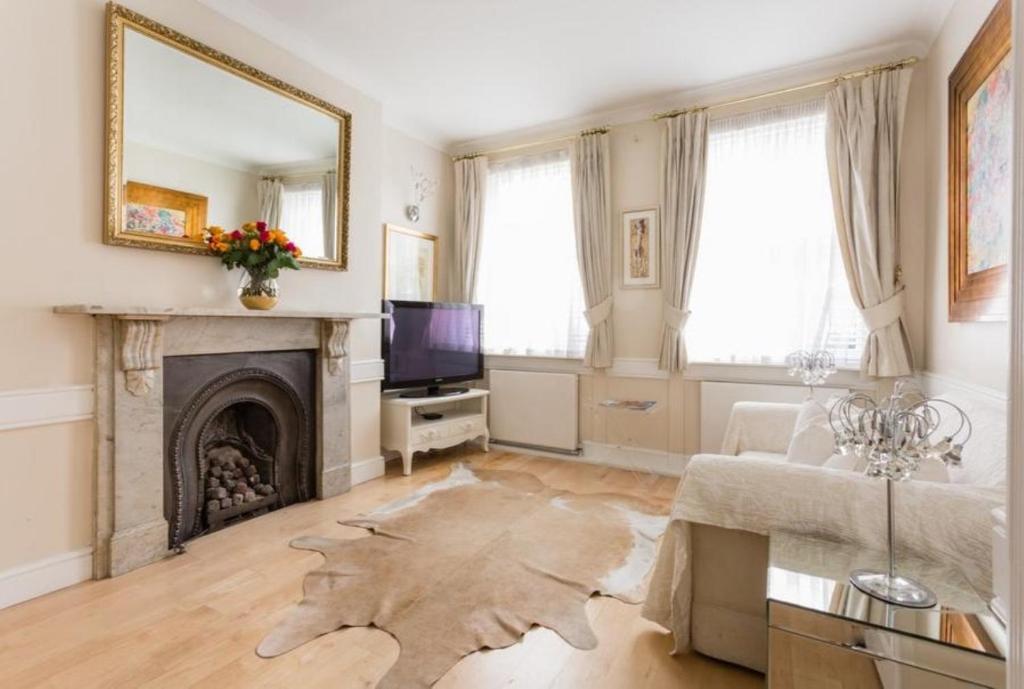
[0,0,1020,687]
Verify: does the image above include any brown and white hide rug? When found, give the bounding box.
[257,463,669,688]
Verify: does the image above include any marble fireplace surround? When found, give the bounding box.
[54,305,386,578]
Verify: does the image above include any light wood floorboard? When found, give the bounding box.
[0,448,764,688]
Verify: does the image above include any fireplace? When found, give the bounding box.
[163,350,316,549]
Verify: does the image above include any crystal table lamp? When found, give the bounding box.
[830,380,971,608]
[785,350,837,393]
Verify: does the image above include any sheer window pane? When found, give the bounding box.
[280,182,324,257]
[476,149,587,358]
[686,98,866,367]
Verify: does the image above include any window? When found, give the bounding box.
[686,98,866,367]
[475,148,587,358]
[280,181,325,257]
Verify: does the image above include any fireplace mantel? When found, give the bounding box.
[55,304,388,320]
[56,304,386,579]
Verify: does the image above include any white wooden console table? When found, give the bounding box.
[381,389,490,475]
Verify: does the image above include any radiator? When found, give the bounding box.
[488,369,579,453]
[699,381,849,454]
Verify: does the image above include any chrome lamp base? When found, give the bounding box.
[850,569,937,608]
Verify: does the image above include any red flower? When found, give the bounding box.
[256,221,267,232]
[230,230,243,240]
[259,230,270,243]
[285,242,296,252]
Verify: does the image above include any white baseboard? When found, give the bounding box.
[351,455,386,486]
[0,547,93,610]
[490,440,687,477]
[0,385,94,432]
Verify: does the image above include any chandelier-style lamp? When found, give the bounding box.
[785,349,837,394]
[830,380,971,608]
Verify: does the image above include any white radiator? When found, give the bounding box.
[488,369,579,453]
[699,381,849,454]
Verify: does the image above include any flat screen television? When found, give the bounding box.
[382,300,483,397]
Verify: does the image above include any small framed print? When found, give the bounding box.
[621,208,659,289]
[384,223,437,301]
[123,181,208,245]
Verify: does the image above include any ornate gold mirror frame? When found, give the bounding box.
[104,3,351,270]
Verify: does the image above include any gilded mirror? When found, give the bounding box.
[105,3,350,269]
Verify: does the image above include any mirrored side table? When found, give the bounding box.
[767,532,1007,689]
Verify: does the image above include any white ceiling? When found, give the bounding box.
[200,0,956,149]
[124,27,338,172]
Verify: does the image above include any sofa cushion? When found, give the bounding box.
[737,450,787,462]
[784,399,834,465]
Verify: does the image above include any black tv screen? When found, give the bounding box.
[382,301,483,390]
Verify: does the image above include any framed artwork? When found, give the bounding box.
[123,181,208,244]
[384,224,437,301]
[621,208,659,289]
[948,0,1011,321]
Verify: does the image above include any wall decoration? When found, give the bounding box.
[384,224,437,301]
[948,0,1011,321]
[621,208,659,288]
[124,181,207,241]
[106,4,351,269]
[405,167,438,223]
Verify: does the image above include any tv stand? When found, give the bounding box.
[399,385,469,399]
[381,389,489,475]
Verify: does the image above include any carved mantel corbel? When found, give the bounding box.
[119,317,167,396]
[322,319,350,376]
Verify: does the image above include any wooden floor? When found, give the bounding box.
[0,448,764,689]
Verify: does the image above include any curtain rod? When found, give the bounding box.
[452,57,917,161]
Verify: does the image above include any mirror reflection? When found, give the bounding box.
[118,25,344,265]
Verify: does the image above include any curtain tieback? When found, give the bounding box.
[663,303,690,331]
[585,296,614,327]
[861,289,905,332]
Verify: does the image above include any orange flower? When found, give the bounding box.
[249,239,261,251]
[276,234,288,247]
[217,242,229,252]
[293,246,302,258]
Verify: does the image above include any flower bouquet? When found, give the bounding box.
[205,221,302,310]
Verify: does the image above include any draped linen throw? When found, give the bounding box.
[257,177,284,229]
[321,170,337,258]
[453,156,489,302]
[825,68,914,377]
[571,132,614,368]
[658,111,709,371]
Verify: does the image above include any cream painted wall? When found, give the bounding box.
[382,127,455,300]
[919,0,1009,393]
[124,141,261,230]
[0,0,443,578]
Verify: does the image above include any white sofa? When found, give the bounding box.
[642,394,1008,673]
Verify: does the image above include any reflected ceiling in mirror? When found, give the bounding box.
[105,4,350,270]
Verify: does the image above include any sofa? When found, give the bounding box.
[641,392,1008,673]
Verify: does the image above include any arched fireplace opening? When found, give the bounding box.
[163,351,316,550]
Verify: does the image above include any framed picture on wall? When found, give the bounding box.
[621,208,659,289]
[948,0,1011,321]
[123,181,207,242]
[384,223,438,301]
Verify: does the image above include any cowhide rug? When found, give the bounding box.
[257,463,668,689]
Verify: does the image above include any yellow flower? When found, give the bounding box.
[249,239,261,251]
[208,226,224,236]
[242,222,257,231]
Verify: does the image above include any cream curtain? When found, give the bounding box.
[571,132,614,368]
[658,111,709,371]
[825,68,914,377]
[257,177,284,229]
[453,157,488,302]
[321,170,337,258]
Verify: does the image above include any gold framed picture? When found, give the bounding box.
[621,208,659,289]
[123,181,208,244]
[384,224,438,301]
[948,0,1011,321]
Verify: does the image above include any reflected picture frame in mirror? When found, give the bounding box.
[104,3,351,270]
